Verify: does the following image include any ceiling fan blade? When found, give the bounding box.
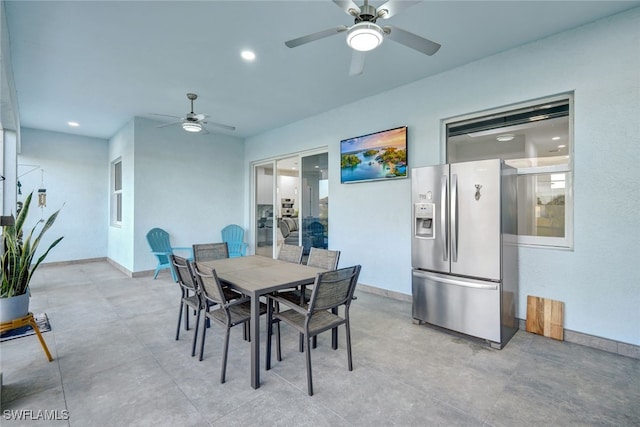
[285,26,348,48]
[332,0,360,16]
[384,26,441,56]
[149,113,183,119]
[205,121,236,132]
[156,120,182,128]
[377,0,421,19]
[349,50,366,76]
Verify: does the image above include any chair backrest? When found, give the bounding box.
[171,254,197,292]
[192,262,226,305]
[308,265,361,313]
[193,242,229,262]
[306,247,340,270]
[221,224,244,244]
[147,227,172,263]
[221,224,246,257]
[278,244,303,264]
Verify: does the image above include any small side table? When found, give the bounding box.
[0,313,53,361]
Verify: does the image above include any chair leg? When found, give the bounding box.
[273,300,282,361]
[243,322,251,342]
[299,332,304,352]
[276,322,282,362]
[275,322,283,362]
[305,333,314,396]
[176,302,184,340]
[191,308,201,357]
[345,320,353,371]
[199,317,207,361]
[266,301,273,370]
[221,327,231,384]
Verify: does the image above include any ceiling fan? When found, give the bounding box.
[285,0,441,76]
[152,93,236,133]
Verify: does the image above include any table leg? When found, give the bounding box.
[250,292,261,389]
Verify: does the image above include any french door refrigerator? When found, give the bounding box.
[411,159,518,349]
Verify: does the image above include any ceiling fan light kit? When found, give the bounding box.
[347,22,384,51]
[182,121,202,133]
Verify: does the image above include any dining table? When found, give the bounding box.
[197,255,327,389]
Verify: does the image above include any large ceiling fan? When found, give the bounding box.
[152,93,236,134]
[285,0,441,76]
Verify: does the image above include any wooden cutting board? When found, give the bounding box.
[526,295,564,340]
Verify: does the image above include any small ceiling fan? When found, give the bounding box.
[285,0,441,76]
[152,93,236,133]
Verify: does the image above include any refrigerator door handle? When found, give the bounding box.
[413,270,498,290]
[451,173,458,262]
[441,174,448,262]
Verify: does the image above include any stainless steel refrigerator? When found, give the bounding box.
[411,159,518,349]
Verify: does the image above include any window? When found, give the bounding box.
[111,158,122,226]
[446,95,573,249]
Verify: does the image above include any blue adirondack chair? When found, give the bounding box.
[221,224,248,258]
[146,228,193,281]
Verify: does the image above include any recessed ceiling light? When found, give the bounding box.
[68,121,79,127]
[558,144,566,148]
[552,136,561,140]
[241,50,256,61]
[496,134,515,142]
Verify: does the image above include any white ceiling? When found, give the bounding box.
[4,0,639,139]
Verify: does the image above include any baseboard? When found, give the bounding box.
[40,257,107,267]
[517,319,640,360]
[357,283,640,360]
[105,259,157,278]
[357,282,412,302]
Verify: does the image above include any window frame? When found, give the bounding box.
[111,158,122,227]
[442,94,574,250]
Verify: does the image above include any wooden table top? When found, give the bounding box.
[197,255,326,294]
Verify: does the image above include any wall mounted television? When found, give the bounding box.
[340,126,408,183]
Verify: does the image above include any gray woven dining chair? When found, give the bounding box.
[171,255,203,357]
[278,244,304,264]
[278,247,342,351]
[306,247,340,270]
[192,242,229,261]
[282,247,339,304]
[192,261,267,383]
[267,264,361,396]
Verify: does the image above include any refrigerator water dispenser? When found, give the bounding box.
[414,203,435,239]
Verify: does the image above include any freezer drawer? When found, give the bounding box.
[412,270,501,344]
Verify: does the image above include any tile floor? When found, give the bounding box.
[1,260,639,426]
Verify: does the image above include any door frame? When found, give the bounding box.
[250,147,328,258]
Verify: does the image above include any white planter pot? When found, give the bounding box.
[0,293,30,323]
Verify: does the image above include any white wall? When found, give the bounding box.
[245,9,640,345]
[130,117,245,273]
[19,128,108,262]
[107,120,135,271]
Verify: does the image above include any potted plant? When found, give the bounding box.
[0,192,63,322]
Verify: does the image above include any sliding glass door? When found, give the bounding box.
[253,150,328,259]
[300,153,328,260]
